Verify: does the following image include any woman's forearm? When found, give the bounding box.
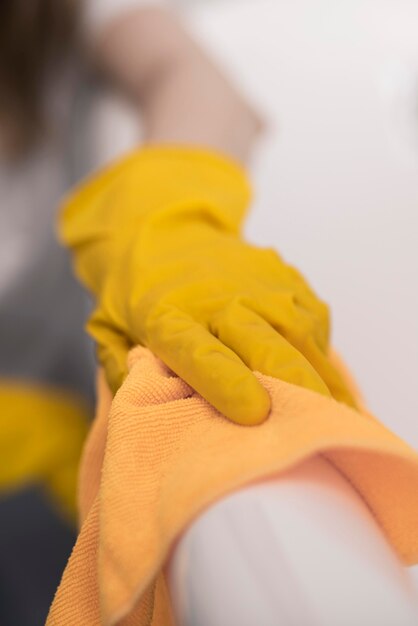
[90,7,264,165]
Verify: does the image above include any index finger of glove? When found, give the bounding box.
[145,306,271,426]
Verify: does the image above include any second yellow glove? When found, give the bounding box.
[0,382,89,522]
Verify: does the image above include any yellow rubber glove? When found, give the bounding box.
[60,147,356,424]
[0,383,89,523]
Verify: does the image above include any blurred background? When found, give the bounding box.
[1,0,417,623]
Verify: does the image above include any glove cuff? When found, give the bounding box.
[59,145,252,294]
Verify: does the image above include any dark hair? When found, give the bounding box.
[0,0,79,155]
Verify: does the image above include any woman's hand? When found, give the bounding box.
[60,148,356,424]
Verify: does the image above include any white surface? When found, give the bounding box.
[167,455,418,626]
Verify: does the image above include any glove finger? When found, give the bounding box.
[251,291,330,356]
[145,306,271,426]
[251,295,356,407]
[292,334,358,408]
[247,247,328,321]
[210,301,331,398]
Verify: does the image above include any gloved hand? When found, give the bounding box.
[60,147,356,425]
[0,383,89,522]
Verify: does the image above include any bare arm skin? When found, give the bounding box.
[88,7,264,165]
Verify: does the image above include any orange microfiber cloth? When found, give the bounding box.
[47,347,418,626]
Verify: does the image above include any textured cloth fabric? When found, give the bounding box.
[47,347,418,626]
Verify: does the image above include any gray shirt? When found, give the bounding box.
[0,67,96,403]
